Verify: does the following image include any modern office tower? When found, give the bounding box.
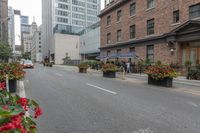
[42,0,100,63]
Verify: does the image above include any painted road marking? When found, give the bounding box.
[55,73,63,77]
[86,83,117,95]
[187,101,198,107]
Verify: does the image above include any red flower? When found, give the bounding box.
[17,98,28,111]
[0,82,6,90]
[34,106,42,118]
[3,105,9,110]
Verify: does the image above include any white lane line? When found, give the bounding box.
[187,101,198,108]
[86,83,117,95]
[55,73,63,77]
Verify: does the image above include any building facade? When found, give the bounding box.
[50,33,80,64]
[8,7,15,50]
[79,21,100,60]
[21,15,31,53]
[31,24,42,62]
[99,0,200,66]
[42,0,101,60]
[0,0,8,42]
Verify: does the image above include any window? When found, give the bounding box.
[147,0,155,9]
[107,50,111,56]
[130,3,136,16]
[147,19,154,35]
[130,25,136,39]
[129,47,135,53]
[117,10,122,22]
[107,15,111,25]
[189,3,200,19]
[107,33,111,44]
[173,10,179,23]
[146,45,154,62]
[117,49,121,54]
[117,30,122,42]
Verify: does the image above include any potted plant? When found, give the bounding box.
[78,63,89,73]
[0,82,42,132]
[145,65,179,87]
[102,63,118,78]
[0,63,25,93]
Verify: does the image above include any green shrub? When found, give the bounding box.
[188,69,200,80]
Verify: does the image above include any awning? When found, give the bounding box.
[108,53,120,59]
[96,55,108,60]
[118,52,137,58]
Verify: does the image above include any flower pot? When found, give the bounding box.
[79,68,87,73]
[103,71,116,78]
[148,76,173,87]
[9,80,17,93]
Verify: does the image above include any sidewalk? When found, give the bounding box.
[54,65,200,87]
[125,73,200,87]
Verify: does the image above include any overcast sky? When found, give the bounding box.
[8,0,104,26]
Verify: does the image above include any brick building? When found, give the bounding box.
[99,0,200,66]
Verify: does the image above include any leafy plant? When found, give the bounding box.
[0,82,42,132]
[0,63,25,82]
[78,63,89,69]
[155,61,162,66]
[102,63,118,73]
[187,69,200,80]
[145,65,180,80]
[184,60,192,72]
[0,41,12,63]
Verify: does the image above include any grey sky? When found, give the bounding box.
[8,0,104,26]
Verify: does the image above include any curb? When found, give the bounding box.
[17,80,26,98]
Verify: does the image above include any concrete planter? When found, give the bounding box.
[103,71,116,78]
[79,68,87,73]
[148,76,173,87]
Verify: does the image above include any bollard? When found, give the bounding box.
[6,74,9,92]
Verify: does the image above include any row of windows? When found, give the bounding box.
[72,13,85,20]
[58,3,69,9]
[107,2,200,26]
[87,9,97,16]
[57,17,68,23]
[72,0,85,7]
[56,10,69,16]
[87,0,97,4]
[72,19,85,26]
[106,45,154,62]
[87,3,97,9]
[87,15,98,21]
[72,6,84,13]
[106,20,153,44]
[58,0,69,3]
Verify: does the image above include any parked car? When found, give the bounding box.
[23,60,34,69]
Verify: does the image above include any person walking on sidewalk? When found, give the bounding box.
[126,61,131,73]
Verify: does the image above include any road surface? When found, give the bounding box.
[24,65,200,133]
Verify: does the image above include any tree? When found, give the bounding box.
[22,52,31,60]
[0,41,12,63]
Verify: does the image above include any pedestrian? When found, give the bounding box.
[126,61,131,73]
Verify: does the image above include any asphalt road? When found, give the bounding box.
[24,65,200,133]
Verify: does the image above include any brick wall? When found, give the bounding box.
[100,0,200,48]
